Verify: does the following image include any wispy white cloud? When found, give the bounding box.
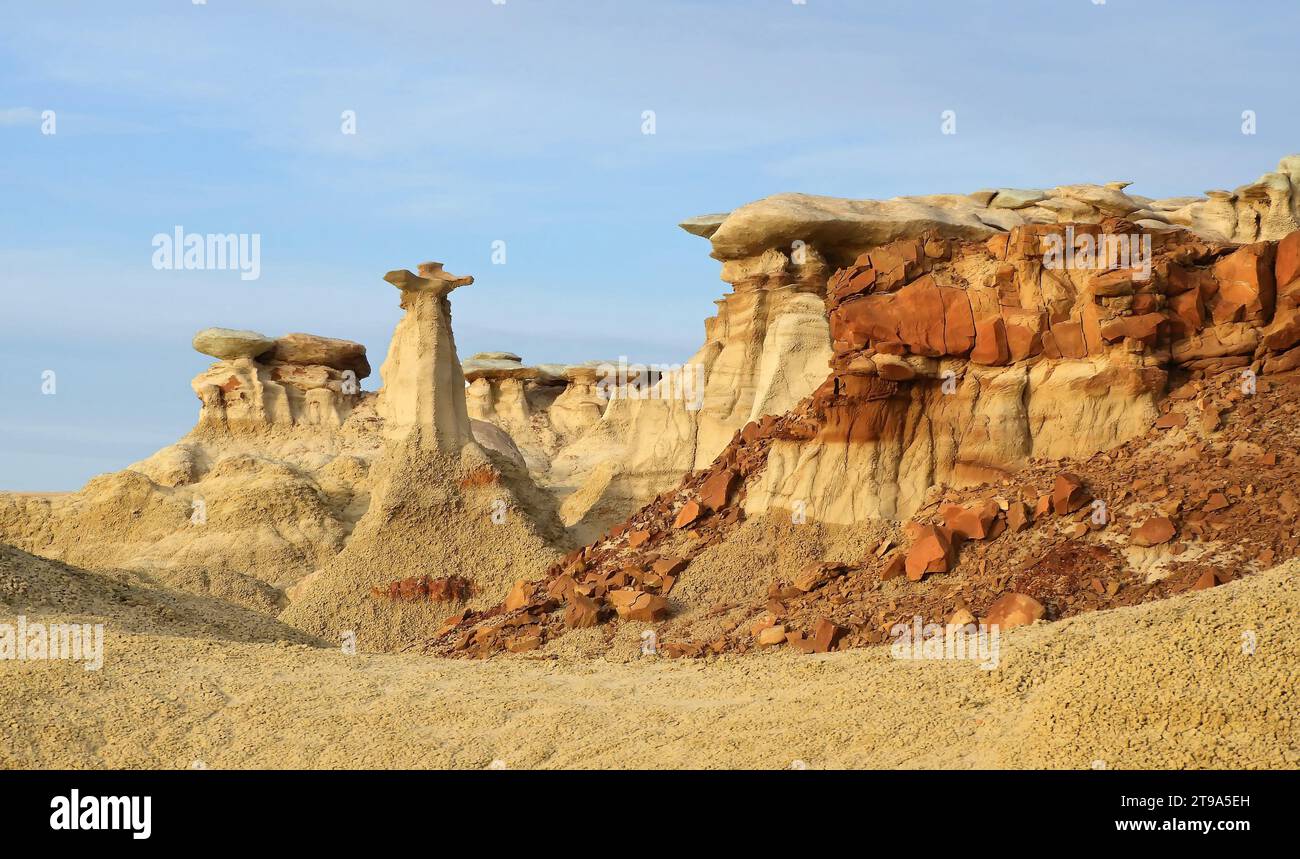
[0,106,39,126]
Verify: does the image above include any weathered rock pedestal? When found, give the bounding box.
[378,262,474,453]
[190,327,369,432]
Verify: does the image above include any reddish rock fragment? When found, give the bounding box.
[506,634,542,653]
[564,593,600,629]
[1099,312,1164,345]
[809,618,843,653]
[880,554,906,582]
[943,500,999,540]
[546,574,577,601]
[905,526,956,581]
[1006,501,1032,532]
[984,593,1045,631]
[793,562,844,593]
[651,557,687,578]
[699,468,739,512]
[1204,493,1231,512]
[627,593,669,623]
[1190,570,1223,591]
[673,500,703,529]
[1051,473,1090,515]
[504,579,531,612]
[790,618,843,654]
[1131,516,1177,547]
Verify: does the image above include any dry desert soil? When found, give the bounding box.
[2,549,1295,769]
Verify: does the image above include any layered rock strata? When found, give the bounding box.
[539,155,1300,538]
[190,328,371,432]
[435,213,1300,658]
[463,354,605,474]
[747,222,1285,523]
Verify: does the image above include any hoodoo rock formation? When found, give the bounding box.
[528,156,1300,540]
[463,353,606,475]
[540,247,835,541]
[0,325,383,612]
[426,154,1300,660]
[0,261,560,633]
[6,155,1300,660]
[191,328,371,431]
[377,263,474,452]
[278,263,562,651]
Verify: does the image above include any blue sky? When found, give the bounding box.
[2,0,1297,490]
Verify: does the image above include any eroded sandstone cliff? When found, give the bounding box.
[431,162,1300,659]
[511,155,1300,540]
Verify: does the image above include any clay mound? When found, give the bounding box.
[275,261,571,653]
[0,437,374,614]
[279,441,563,653]
[0,542,315,645]
[0,322,386,614]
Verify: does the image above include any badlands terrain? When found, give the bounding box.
[4,156,1300,768]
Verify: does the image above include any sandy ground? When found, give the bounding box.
[2,557,1296,769]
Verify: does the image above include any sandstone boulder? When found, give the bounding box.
[192,327,275,360]
[269,332,371,379]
